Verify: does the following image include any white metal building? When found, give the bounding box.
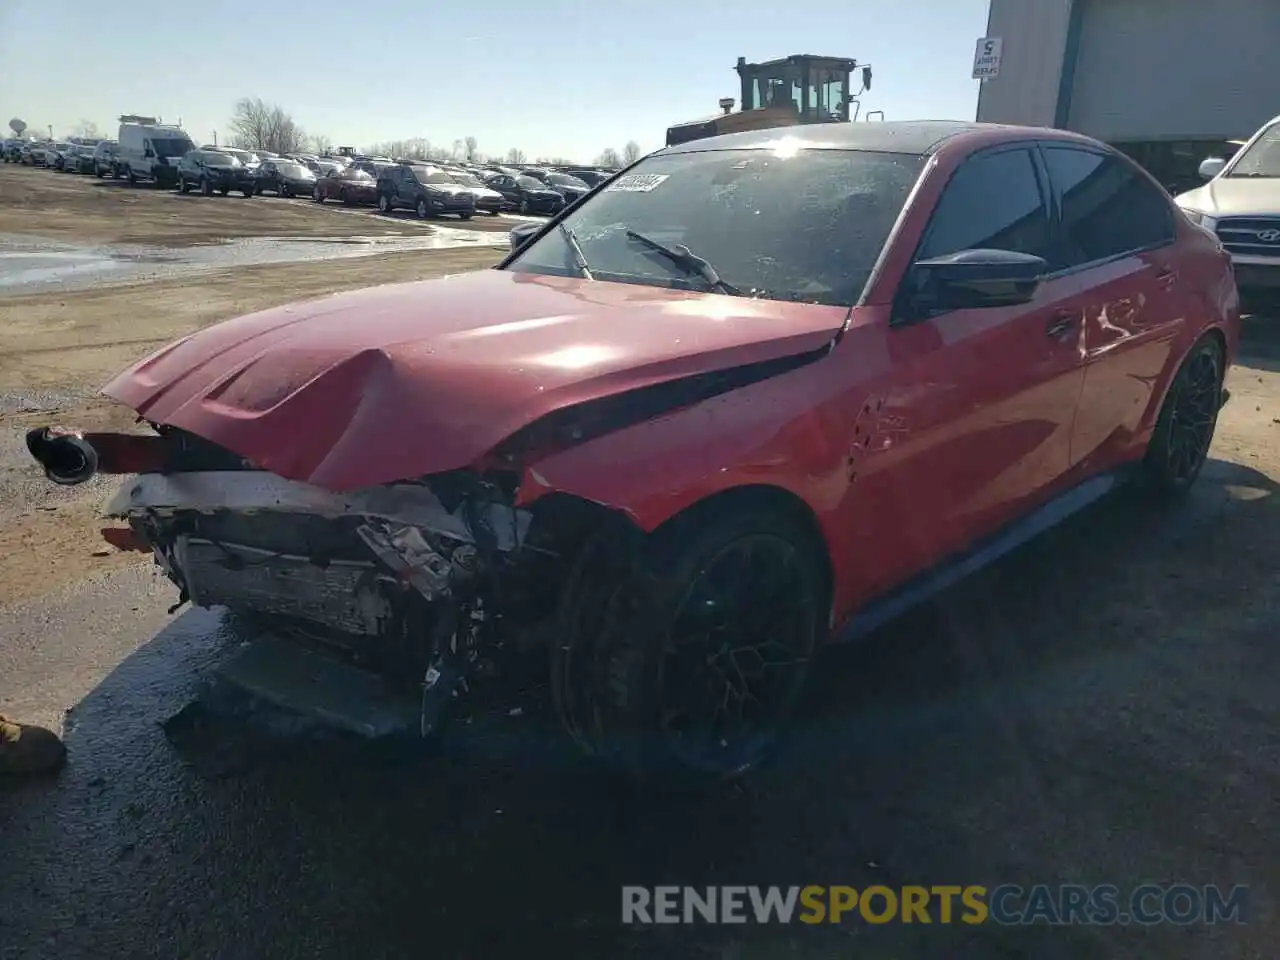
[975,0,1280,191]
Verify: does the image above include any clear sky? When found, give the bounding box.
[1,0,990,162]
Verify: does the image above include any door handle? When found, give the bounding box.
[1046,312,1078,340]
[1156,266,1177,288]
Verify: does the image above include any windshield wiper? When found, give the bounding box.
[624,230,740,296]
[558,223,593,280]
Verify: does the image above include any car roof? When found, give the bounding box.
[659,120,1103,157]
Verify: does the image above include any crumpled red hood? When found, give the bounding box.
[105,269,845,491]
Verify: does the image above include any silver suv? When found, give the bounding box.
[1176,114,1280,314]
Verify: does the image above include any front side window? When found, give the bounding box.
[919,148,1051,262]
[1225,121,1280,178]
[152,137,191,158]
[507,147,925,307]
[409,165,451,184]
[1042,147,1174,267]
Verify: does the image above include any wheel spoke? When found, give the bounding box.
[658,533,816,772]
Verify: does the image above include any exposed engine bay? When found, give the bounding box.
[27,424,618,737]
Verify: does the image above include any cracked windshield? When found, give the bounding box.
[0,0,1275,958]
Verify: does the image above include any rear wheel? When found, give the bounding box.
[1142,335,1225,496]
[219,186,230,196]
[459,212,472,221]
[553,502,824,785]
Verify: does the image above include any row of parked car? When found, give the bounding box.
[3,125,618,219]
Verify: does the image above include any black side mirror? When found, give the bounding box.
[899,248,1046,321]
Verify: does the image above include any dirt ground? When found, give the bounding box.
[0,162,512,245]
[0,163,504,603]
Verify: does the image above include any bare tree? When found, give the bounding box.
[229,98,307,155]
[596,147,621,168]
[505,147,527,164]
[309,133,334,156]
[622,140,642,165]
[75,119,100,139]
[464,136,478,162]
[367,138,455,162]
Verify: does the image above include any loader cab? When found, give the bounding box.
[737,54,865,124]
[665,54,868,147]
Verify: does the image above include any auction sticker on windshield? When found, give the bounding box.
[605,173,669,193]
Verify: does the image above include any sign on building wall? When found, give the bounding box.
[972,36,1003,79]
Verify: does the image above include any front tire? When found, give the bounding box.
[553,502,825,785]
[1142,335,1225,496]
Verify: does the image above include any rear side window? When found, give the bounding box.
[918,148,1052,262]
[1041,147,1175,267]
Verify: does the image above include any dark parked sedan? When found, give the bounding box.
[257,160,317,198]
[176,150,257,196]
[542,172,592,205]
[313,165,379,205]
[482,173,565,215]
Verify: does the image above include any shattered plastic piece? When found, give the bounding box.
[419,662,464,737]
[356,522,454,600]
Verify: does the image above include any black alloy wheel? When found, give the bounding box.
[1145,336,1224,494]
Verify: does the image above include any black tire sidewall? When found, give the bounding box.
[591,505,826,785]
[1144,336,1225,495]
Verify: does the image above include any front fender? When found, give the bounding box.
[513,355,850,533]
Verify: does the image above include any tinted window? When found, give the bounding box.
[509,148,925,307]
[1042,147,1175,266]
[920,148,1051,261]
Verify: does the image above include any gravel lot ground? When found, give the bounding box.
[0,160,1278,960]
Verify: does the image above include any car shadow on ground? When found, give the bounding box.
[3,460,1277,960]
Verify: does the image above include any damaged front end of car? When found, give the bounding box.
[28,422,617,736]
[27,412,668,744]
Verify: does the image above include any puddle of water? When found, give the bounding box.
[0,229,507,295]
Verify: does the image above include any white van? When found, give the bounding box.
[116,115,194,187]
